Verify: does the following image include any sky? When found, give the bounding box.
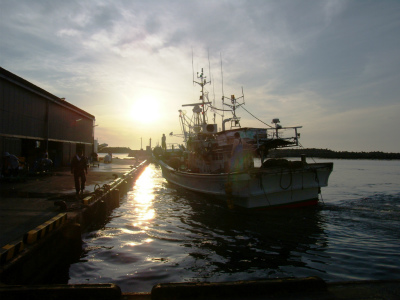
[1,0,399,152]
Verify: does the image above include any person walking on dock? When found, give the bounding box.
[71,149,88,197]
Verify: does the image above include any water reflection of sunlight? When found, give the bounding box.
[130,167,156,224]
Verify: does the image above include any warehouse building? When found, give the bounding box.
[0,67,95,168]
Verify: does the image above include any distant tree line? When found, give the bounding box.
[270,148,400,160]
[100,146,399,159]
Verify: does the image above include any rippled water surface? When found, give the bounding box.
[69,159,400,292]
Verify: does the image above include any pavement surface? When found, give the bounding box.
[0,157,144,248]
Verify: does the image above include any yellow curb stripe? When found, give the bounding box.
[83,196,95,205]
[23,213,67,245]
[0,241,24,264]
[2,244,15,262]
[24,229,38,244]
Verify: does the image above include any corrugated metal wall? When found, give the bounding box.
[0,82,46,138]
[0,137,21,159]
[0,69,95,167]
[49,101,92,143]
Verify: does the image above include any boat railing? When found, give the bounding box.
[266,126,301,139]
[165,143,184,152]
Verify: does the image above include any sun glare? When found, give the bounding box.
[131,167,155,223]
[129,96,160,124]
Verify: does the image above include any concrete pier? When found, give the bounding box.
[0,158,148,284]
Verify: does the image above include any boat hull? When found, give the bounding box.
[158,160,333,209]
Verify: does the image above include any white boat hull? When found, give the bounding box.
[158,160,333,209]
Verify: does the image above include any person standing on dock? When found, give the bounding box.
[2,152,19,177]
[230,132,243,171]
[161,133,166,150]
[71,149,88,197]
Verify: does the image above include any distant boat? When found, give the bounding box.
[154,68,333,209]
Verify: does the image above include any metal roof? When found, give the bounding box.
[0,66,95,120]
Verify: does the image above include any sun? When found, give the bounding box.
[129,96,160,124]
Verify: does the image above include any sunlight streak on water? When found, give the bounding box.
[130,166,155,223]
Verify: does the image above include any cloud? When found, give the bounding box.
[301,102,400,152]
[1,0,399,152]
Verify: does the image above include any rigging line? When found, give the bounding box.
[239,105,274,128]
[260,174,271,206]
[279,168,292,190]
[298,141,317,163]
[212,111,224,117]
[208,104,225,115]
[210,106,231,112]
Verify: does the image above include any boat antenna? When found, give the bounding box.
[192,47,195,85]
[212,74,216,107]
[220,52,224,97]
[242,86,245,104]
[208,49,211,86]
[220,52,224,126]
[209,49,216,107]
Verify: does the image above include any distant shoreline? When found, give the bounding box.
[98,147,150,158]
[270,148,400,160]
[99,147,400,160]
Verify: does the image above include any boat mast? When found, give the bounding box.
[182,67,212,138]
[194,68,211,125]
[220,53,224,131]
[222,91,245,129]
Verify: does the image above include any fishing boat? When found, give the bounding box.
[154,68,333,209]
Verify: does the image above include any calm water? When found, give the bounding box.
[68,159,400,292]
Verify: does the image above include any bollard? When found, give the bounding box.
[123,180,128,194]
[98,199,107,222]
[111,189,120,209]
[118,180,125,194]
